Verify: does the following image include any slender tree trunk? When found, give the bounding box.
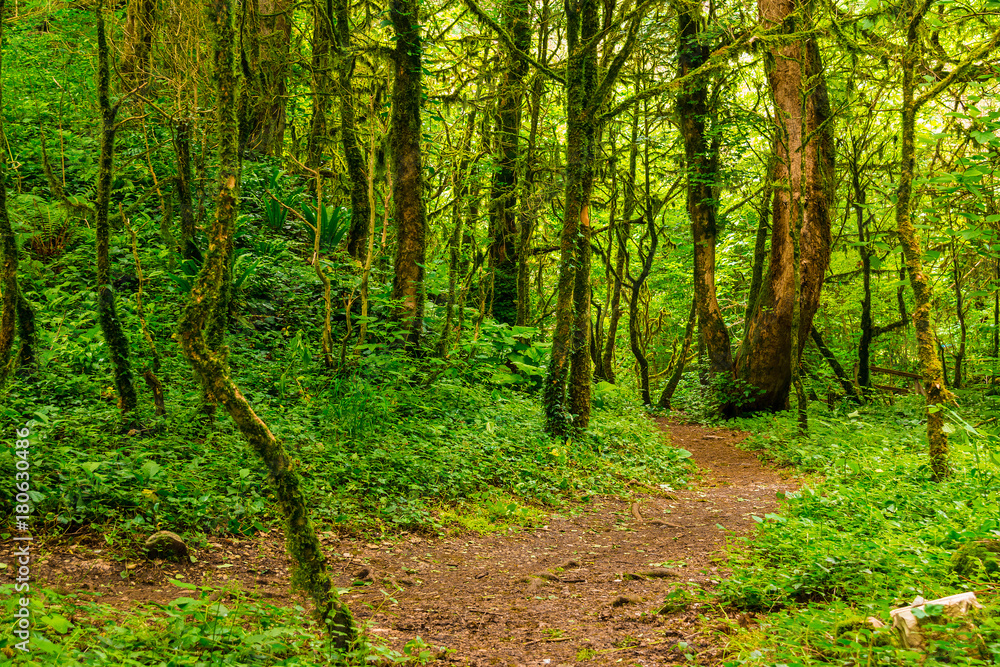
[677,0,732,377]
[96,0,139,424]
[951,239,966,388]
[335,0,370,261]
[658,298,697,409]
[735,0,833,413]
[744,156,773,332]
[390,0,426,347]
[517,0,548,327]
[811,326,860,402]
[174,118,199,261]
[602,100,638,384]
[895,0,950,481]
[177,0,356,649]
[852,143,874,392]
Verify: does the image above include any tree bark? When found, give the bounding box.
[544,0,598,435]
[658,297,697,410]
[174,118,200,261]
[96,0,139,424]
[602,97,638,385]
[177,0,356,649]
[488,0,531,325]
[735,0,833,413]
[121,0,156,89]
[895,0,949,481]
[336,0,370,262]
[239,0,291,157]
[390,0,426,347]
[951,239,966,389]
[677,0,732,378]
[307,0,333,170]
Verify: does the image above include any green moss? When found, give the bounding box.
[950,539,1000,579]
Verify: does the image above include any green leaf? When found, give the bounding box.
[40,613,72,634]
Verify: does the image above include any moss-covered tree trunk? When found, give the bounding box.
[96,0,139,424]
[734,0,833,413]
[176,0,356,650]
[335,0,371,262]
[307,0,333,170]
[544,0,598,436]
[487,0,531,325]
[239,0,291,157]
[677,1,732,378]
[174,118,200,261]
[390,0,426,348]
[121,0,156,88]
[601,101,638,385]
[543,0,642,434]
[895,0,949,480]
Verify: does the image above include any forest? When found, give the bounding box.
[1,0,1000,662]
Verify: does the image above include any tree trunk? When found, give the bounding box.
[177,0,356,649]
[602,98,638,385]
[121,0,156,88]
[810,326,860,402]
[658,297,697,410]
[488,0,531,325]
[96,0,139,424]
[390,0,426,347]
[744,156,773,332]
[735,0,833,413]
[544,0,598,435]
[852,140,874,392]
[174,118,199,261]
[335,0,370,262]
[895,0,950,481]
[677,0,732,377]
[239,0,291,157]
[307,0,333,170]
[951,239,966,389]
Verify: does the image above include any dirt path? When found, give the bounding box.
[5,419,796,665]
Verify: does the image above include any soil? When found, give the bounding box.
[2,418,797,665]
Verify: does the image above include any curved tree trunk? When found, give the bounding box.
[734,0,833,413]
[177,0,356,648]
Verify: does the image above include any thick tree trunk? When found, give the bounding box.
[239,0,291,157]
[544,0,598,435]
[177,0,356,648]
[390,0,426,347]
[735,0,833,412]
[488,0,531,325]
[678,1,732,377]
[307,0,333,170]
[96,1,139,424]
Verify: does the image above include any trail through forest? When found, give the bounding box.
[12,420,796,665]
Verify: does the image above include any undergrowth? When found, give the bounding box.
[717,396,1000,666]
